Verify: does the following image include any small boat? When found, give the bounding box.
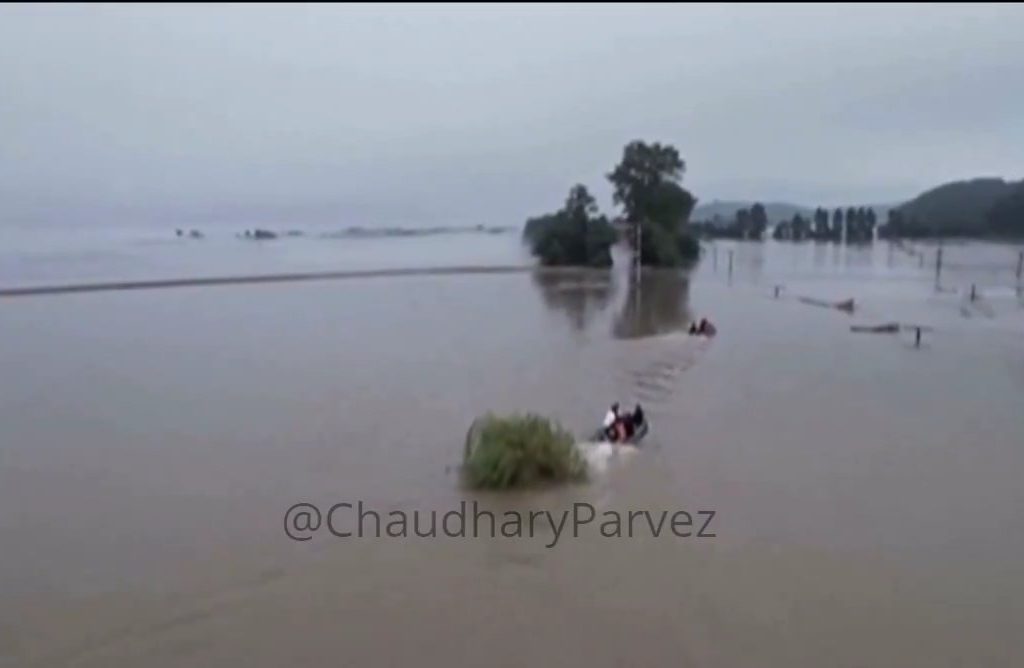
[591,419,649,446]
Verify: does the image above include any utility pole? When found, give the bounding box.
[634,220,642,286]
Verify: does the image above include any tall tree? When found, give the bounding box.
[813,207,829,239]
[608,141,685,225]
[607,140,698,266]
[865,208,877,240]
[832,208,844,239]
[792,214,810,241]
[750,202,768,240]
[735,208,751,238]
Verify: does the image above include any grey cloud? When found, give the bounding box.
[1,3,1021,225]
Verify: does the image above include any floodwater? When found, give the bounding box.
[1,233,1023,667]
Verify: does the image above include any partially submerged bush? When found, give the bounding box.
[524,185,616,268]
[462,413,587,489]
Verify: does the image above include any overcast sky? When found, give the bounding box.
[1,3,1022,226]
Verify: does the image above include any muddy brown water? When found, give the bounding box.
[1,239,1022,666]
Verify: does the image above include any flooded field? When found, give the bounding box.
[1,237,1023,667]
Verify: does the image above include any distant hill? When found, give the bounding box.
[693,200,812,226]
[691,180,1022,237]
[987,181,1024,236]
[897,177,1022,232]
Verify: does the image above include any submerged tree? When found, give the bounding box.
[525,184,616,267]
[793,213,812,241]
[749,202,768,240]
[735,208,751,238]
[607,140,699,267]
[832,208,844,240]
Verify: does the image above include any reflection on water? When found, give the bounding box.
[612,270,693,340]
[531,269,617,332]
[530,268,693,341]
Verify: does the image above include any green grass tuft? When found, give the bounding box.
[462,413,587,490]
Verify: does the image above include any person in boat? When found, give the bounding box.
[614,410,630,442]
[689,321,699,335]
[697,318,717,337]
[632,404,645,432]
[603,403,620,441]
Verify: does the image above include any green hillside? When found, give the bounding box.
[897,178,1021,233]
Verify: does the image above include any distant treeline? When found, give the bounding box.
[691,205,878,242]
[691,178,1024,242]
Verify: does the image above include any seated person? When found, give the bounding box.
[614,413,630,440]
[603,403,620,441]
[632,404,645,430]
[697,318,717,337]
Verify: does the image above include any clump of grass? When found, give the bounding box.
[462,413,587,489]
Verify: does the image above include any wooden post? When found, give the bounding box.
[728,249,734,279]
[774,285,782,299]
[915,327,922,348]
[935,246,943,289]
[713,244,718,271]
[970,284,977,302]
[1016,250,1023,283]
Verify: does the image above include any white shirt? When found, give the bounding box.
[603,409,617,428]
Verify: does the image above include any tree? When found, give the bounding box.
[735,208,751,238]
[607,140,699,266]
[794,214,807,240]
[880,209,905,239]
[832,208,844,239]
[846,207,863,242]
[526,184,616,267]
[813,207,830,240]
[608,141,685,223]
[792,213,811,241]
[523,213,558,245]
[864,208,877,241]
[750,202,768,240]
